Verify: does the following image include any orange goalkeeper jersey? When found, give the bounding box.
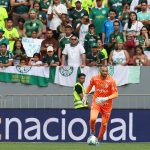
[86,75,118,110]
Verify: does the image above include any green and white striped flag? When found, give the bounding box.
[0,66,140,87]
[0,66,49,87]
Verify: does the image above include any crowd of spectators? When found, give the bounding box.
[0,0,150,68]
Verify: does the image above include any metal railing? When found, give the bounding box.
[0,94,150,109]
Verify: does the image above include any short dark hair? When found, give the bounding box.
[18,18,25,23]
[33,53,40,59]
[78,73,86,78]
[109,9,116,14]
[89,24,95,29]
[1,43,7,48]
[6,18,13,22]
[141,0,147,5]
[113,20,120,26]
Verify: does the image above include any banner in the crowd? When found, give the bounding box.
[0,66,140,87]
[22,38,43,57]
[51,66,140,87]
[0,66,49,87]
[54,66,79,87]
[0,109,149,142]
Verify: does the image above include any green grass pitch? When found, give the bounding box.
[0,142,150,150]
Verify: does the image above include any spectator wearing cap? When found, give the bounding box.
[0,6,8,29]
[71,0,93,13]
[4,18,19,52]
[61,35,86,67]
[40,29,58,58]
[10,0,31,26]
[86,43,105,66]
[58,24,73,60]
[15,18,25,39]
[0,43,13,67]
[23,8,43,38]
[0,28,9,50]
[89,0,109,37]
[42,46,60,67]
[47,0,67,38]
[108,39,130,66]
[84,24,98,54]
[69,0,88,30]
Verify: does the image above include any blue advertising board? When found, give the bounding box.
[0,109,149,142]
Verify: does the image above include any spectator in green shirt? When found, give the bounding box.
[10,0,31,26]
[0,43,13,67]
[23,8,43,38]
[58,24,73,60]
[108,20,124,52]
[42,46,60,67]
[69,0,88,30]
[84,24,99,54]
[0,28,9,50]
[86,43,105,66]
[13,40,26,66]
[89,0,109,36]
[33,2,47,37]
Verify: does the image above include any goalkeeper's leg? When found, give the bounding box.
[98,112,111,141]
[90,107,99,135]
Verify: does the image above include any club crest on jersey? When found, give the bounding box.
[108,65,114,76]
[16,66,32,73]
[59,66,74,77]
[102,10,106,14]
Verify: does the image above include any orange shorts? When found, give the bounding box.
[90,103,112,125]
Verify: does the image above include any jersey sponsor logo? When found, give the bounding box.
[16,66,32,73]
[59,66,74,77]
[100,83,109,88]
[96,15,104,19]
[96,89,109,93]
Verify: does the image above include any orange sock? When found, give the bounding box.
[98,124,107,140]
[90,109,99,134]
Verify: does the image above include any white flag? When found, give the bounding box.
[54,66,79,87]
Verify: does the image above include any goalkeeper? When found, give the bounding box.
[82,65,118,142]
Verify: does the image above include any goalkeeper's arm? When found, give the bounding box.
[82,79,94,105]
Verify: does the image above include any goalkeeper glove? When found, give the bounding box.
[82,94,88,105]
[96,97,109,104]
